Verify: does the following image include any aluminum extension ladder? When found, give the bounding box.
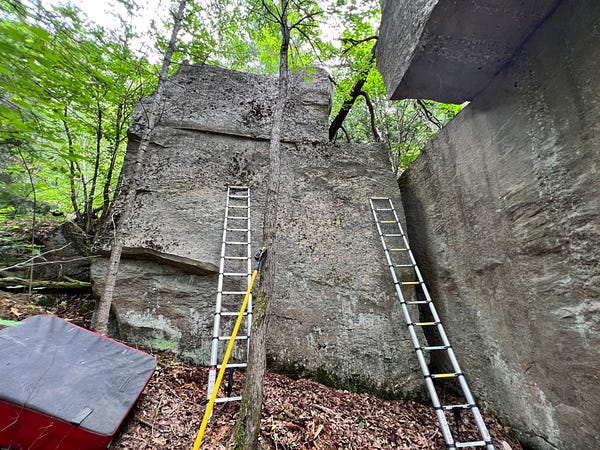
[369,197,494,450]
[207,186,253,404]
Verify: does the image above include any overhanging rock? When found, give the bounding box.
[377,0,562,102]
[92,64,426,397]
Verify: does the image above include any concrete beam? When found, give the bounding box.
[377,0,562,103]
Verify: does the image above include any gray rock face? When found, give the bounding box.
[130,64,333,143]
[377,0,562,102]
[391,0,600,448]
[92,64,425,397]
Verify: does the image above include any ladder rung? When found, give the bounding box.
[226,228,249,232]
[400,281,420,285]
[228,195,249,198]
[218,335,248,341]
[394,264,414,268]
[380,220,396,223]
[375,208,393,211]
[217,363,247,369]
[221,291,246,295]
[389,248,407,252]
[406,300,428,305]
[383,233,403,237]
[455,441,488,448]
[223,272,249,276]
[440,403,474,411]
[370,197,389,200]
[219,311,248,317]
[228,205,248,209]
[228,216,249,219]
[429,372,461,379]
[420,345,450,351]
[214,396,242,403]
[412,321,439,326]
[224,256,250,260]
[225,241,249,245]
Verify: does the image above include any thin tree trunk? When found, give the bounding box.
[92,0,188,335]
[328,43,377,142]
[358,89,381,142]
[86,101,102,236]
[61,106,83,227]
[232,1,290,448]
[328,76,366,141]
[16,146,37,298]
[100,102,124,227]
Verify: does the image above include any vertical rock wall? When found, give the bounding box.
[382,0,599,448]
[92,65,425,397]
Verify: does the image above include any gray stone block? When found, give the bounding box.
[396,0,600,447]
[377,0,562,102]
[92,65,425,398]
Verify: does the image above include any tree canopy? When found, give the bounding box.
[0,0,463,233]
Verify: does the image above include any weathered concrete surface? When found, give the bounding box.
[130,64,333,143]
[92,64,425,397]
[268,142,423,395]
[394,0,600,448]
[377,0,562,102]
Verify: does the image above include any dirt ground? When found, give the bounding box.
[0,292,522,449]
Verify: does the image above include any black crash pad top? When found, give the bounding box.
[0,315,156,435]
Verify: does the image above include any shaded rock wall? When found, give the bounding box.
[380,0,599,448]
[92,65,425,397]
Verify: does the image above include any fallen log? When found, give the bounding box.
[0,277,91,294]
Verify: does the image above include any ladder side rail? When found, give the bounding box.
[207,187,233,400]
[246,189,252,355]
[370,198,457,447]
[387,199,494,450]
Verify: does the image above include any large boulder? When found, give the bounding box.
[92,64,425,397]
[380,0,600,448]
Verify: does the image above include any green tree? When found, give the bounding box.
[0,0,153,235]
[93,0,189,335]
[231,1,323,448]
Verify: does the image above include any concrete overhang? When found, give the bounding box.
[376,0,563,103]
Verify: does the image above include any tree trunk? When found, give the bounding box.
[62,105,83,227]
[232,1,290,448]
[85,101,102,236]
[92,0,188,335]
[328,43,377,142]
[100,102,124,225]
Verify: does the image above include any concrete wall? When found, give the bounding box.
[381,0,599,448]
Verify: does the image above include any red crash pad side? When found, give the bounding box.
[0,399,112,450]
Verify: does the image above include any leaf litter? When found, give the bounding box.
[110,358,522,450]
[0,293,521,450]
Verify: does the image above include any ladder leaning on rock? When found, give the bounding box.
[369,197,494,450]
[206,186,253,404]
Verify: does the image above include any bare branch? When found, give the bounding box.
[416,99,443,130]
[0,244,71,272]
[341,35,378,54]
[358,90,381,142]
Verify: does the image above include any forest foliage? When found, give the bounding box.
[0,0,463,239]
